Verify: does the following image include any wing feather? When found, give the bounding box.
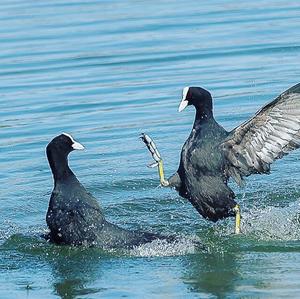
[221,83,300,185]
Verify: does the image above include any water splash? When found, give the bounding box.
[241,200,300,241]
[212,199,300,242]
[129,235,203,257]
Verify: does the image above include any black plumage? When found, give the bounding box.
[152,83,300,222]
[171,87,236,221]
[46,133,168,248]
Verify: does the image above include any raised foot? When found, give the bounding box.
[140,133,169,186]
[140,133,162,166]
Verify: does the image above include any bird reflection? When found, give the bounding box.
[47,246,108,299]
[182,246,240,297]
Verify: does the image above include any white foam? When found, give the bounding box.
[129,235,201,257]
[216,200,300,241]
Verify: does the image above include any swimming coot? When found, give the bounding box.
[46,133,170,248]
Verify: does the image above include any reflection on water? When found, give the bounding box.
[49,249,105,299]
[1,231,300,298]
[183,251,240,297]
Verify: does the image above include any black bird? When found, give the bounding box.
[141,83,300,233]
[46,133,169,248]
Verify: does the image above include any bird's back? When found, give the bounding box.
[46,175,105,245]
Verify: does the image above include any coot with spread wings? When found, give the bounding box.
[141,83,300,233]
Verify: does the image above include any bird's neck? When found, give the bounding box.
[193,108,214,129]
[47,150,75,182]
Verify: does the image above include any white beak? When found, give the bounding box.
[178,99,189,112]
[72,141,85,150]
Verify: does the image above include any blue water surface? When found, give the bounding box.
[1,1,300,298]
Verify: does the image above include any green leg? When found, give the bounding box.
[158,160,169,187]
[233,204,241,234]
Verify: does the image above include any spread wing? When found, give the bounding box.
[221,83,300,186]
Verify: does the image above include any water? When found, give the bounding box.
[1,0,300,298]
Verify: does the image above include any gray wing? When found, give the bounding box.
[221,83,300,186]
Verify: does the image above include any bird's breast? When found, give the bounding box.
[181,133,225,176]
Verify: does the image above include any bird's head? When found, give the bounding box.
[178,86,212,112]
[46,133,85,180]
[46,133,84,158]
